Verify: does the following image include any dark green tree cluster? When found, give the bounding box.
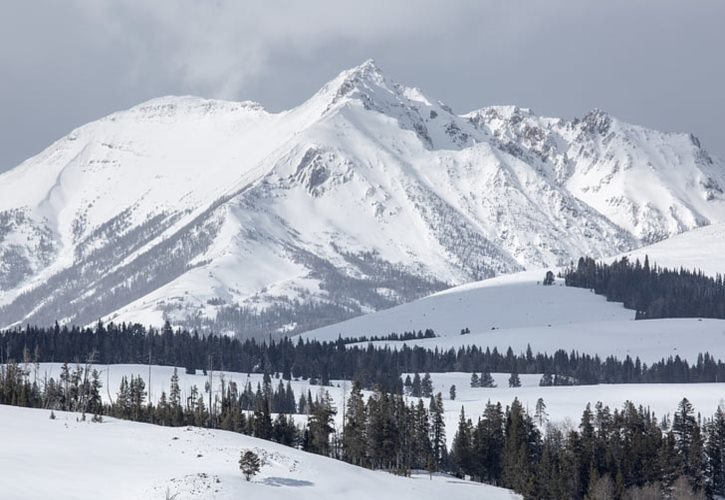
[5,323,725,387]
[338,329,437,344]
[565,256,725,319]
[470,371,496,388]
[0,361,102,419]
[450,397,725,499]
[403,372,433,397]
[342,383,447,474]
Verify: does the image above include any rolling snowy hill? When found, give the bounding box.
[299,270,725,364]
[0,404,521,500]
[619,222,725,277]
[1,60,723,335]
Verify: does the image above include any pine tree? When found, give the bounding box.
[508,371,521,388]
[342,382,367,466]
[470,372,480,388]
[480,371,496,388]
[705,406,725,497]
[473,401,505,483]
[449,385,456,401]
[411,373,422,398]
[543,270,555,286]
[534,397,548,427]
[413,398,433,471]
[429,393,446,467]
[673,398,705,490]
[451,407,473,477]
[239,450,261,481]
[403,374,413,395]
[539,372,553,386]
[501,398,538,492]
[307,391,336,456]
[421,373,433,398]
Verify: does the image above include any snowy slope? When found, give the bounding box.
[300,270,632,338]
[618,222,725,277]
[299,271,725,363]
[347,318,725,365]
[1,60,723,334]
[0,404,520,500]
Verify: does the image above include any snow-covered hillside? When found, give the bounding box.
[301,270,633,339]
[299,271,725,364]
[0,404,520,500]
[1,60,723,334]
[618,222,725,277]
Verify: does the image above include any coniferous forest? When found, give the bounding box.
[2,322,725,388]
[564,256,725,320]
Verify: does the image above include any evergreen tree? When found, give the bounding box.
[539,372,553,386]
[673,398,705,491]
[534,397,548,427]
[543,270,555,286]
[501,398,539,493]
[403,374,413,395]
[429,393,446,467]
[307,391,336,456]
[705,406,725,497]
[342,382,367,466]
[421,373,433,398]
[239,450,261,481]
[449,385,456,401]
[451,407,473,477]
[508,371,521,388]
[480,371,496,388]
[411,373,422,398]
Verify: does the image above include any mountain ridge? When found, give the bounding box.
[1,61,723,335]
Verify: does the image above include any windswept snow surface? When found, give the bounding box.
[0,404,521,500]
[1,60,723,335]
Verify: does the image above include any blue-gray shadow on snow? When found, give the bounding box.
[262,477,314,487]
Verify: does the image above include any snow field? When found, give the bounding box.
[0,404,521,500]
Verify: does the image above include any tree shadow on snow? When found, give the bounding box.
[261,477,314,487]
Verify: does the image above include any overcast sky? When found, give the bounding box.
[1,0,723,171]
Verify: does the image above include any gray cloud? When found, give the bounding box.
[1,0,723,170]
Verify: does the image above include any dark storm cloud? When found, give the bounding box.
[1,0,723,170]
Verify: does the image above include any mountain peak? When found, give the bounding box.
[307,60,403,114]
[337,59,385,85]
[579,108,613,135]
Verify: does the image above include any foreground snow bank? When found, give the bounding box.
[0,404,520,500]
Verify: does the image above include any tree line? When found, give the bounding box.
[3,322,725,389]
[564,256,725,320]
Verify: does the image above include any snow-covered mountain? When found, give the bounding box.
[1,60,723,334]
